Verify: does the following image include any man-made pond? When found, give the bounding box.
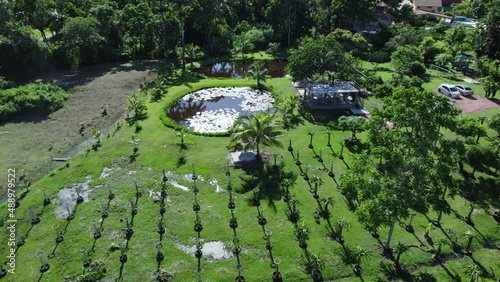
[198,60,287,78]
[166,87,274,133]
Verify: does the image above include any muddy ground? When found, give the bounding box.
[0,61,156,196]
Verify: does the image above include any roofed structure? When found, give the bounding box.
[302,81,364,110]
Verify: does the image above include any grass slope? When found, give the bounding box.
[0,73,498,282]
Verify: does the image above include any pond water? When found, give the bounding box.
[167,87,274,133]
[198,60,287,78]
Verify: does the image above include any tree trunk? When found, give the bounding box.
[385,219,396,251]
[160,10,169,60]
[180,18,186,72]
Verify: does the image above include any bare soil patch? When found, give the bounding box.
[0,61,155,196]
[433,90,500,114]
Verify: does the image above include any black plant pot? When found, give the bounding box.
[158,227,165,235]
[108,193,115,200]
[66,214,74,221]
[161,190,167,198]
[312,193,319,200]
[464,217,474,226]
[125,228,134,239]
[272,271,283,282]
[265,242,272,250]
[338,154,344,161]
[131,209,138,216]
[353,264,362,277]
[156,252,164,262]
[295,160,301,166]
[405,225,414,233]
[193,204,201,212]
[120,254,128,263]
[228,202,236,210]
[288,146,293,152]
[31,217,41,225]
[94,232,101,240]
[195,249,203,259]
[299,241,307,249]
[56,235,64,243]
[14,201,20,208]
[258,217,267,226]
[370,230,379,239]
[43,198,51,206]
[229,220,238,229]
[102,211,108,218]
[335,236,344,244]
[328,171,335,178]
[283,194,290,203]
[194,223,203,232]
[0,268,7,278]
[308,144,314,149]
[312,270,323,282]
[317,157,323,163]
[235,275,245,282]
[424,233,433,245]
[253,199,261,207]
[76,196,84,204]
[492,212,500,223]
[160,207,166,215]
[40,264,50,273]
[432,221,441,228]
[303,175,309,181]
[83,259,92,268]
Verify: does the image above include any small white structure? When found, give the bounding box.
[229,151,256,167]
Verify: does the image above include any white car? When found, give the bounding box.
[438,84,461,99]
[455,85,474,97]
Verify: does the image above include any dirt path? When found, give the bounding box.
[0,61,155,194]
[433,90,500,114]
[450,95,500,114]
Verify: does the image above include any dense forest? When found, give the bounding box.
[0,0,497,79]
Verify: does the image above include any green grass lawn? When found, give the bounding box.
[0,72,498,281]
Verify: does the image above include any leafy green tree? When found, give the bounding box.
[120,3,160,59]
[328,0,378,31]
[61,16,104,69]
[229,110,283,161]
[391,45,425,76]
[232,33,254,60]
[248,62,270,89]
[476,0,500,62]
[453,116,487,144]
[287,34,352,82]
[342,87,459,256]
[445,25,468,58]
[265,0,309,46]
[337,116,367,141]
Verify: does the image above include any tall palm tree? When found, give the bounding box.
[229,109,283,161]
[248,62,270,90]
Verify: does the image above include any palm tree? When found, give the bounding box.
[126,92,148,120]
[229,110,283,161]
[185,44,203,68]
[248,62,270,90]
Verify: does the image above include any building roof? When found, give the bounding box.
[413,0,442,7]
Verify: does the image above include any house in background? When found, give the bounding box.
[408,0,443,13]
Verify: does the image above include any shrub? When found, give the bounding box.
[0,83,68,119]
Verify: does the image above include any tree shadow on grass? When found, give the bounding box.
[237,163,297,212]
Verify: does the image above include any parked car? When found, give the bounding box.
[438,84,461,99]
[455,85,474,96]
